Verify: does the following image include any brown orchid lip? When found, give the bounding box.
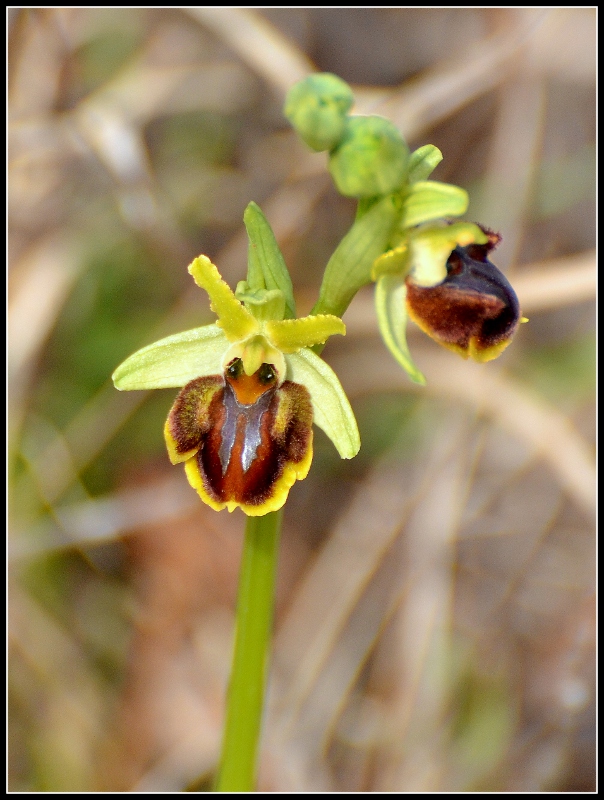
[406,234,521,355]
[166,361,313,510]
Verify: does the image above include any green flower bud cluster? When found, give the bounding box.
[285,73,470,325]
[285,73,410,198]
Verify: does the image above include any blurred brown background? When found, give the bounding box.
[8,8,595,792]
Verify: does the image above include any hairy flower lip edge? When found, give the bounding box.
[165,371,315,515]
[184,442,313,516]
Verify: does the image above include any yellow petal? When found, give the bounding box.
[265,314,345,353]
[188,255,258,342]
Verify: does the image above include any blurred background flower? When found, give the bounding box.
[8,8,595,792]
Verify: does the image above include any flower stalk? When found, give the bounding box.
[215,510,282,792]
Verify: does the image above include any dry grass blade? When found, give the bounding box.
[361,10,547,140]
[9,476,199,561]
[335,346,595,515]
[511,251,596,312]
[266,413,473,788]
[186,8,313,93]
[8,235,84,431]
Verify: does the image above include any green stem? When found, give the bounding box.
[215,509,283,792]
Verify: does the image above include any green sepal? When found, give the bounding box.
[112,325,228,390]
[407,145,443,183]
[287,348,360,459]
[398,181,469,229]
[374,275,426,385]
[243,202,296,319]
[284,73,354,152]
[329,116,410,198]
[312,193,400,319]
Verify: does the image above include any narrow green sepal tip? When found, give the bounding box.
[407,144,443,183]
[244,202,296,320]
[374,275,427,385]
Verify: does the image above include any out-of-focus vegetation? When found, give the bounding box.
[9,8,595,792]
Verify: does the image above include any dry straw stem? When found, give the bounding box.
[187,8,544,181]
[266,416,472,785]
[360,10,547,140]
[335,345,595,516]
[186,8,313,93]
[509,251,595,313]
[263,350,593,789]
[188,8,541,140]
[8,581,105,787]
[263,396,579,791]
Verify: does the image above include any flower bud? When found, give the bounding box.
[284,73,354,152]
[329,116,410,198]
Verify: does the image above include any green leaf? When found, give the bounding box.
[286,348,360,459]
[112,325,228,390]
[244,202,296,319]
[399,181,468,229]
[313,193,399,318]
[407,144,443,183]
[374,275,426,385]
